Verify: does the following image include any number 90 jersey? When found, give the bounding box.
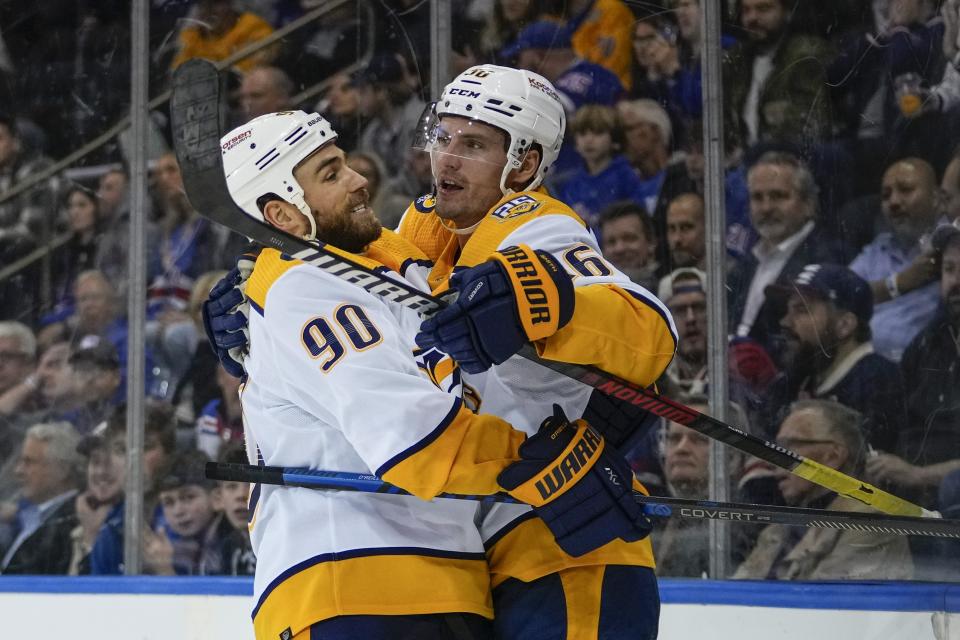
[239,242,513,639]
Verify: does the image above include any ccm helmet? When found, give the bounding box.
[435,64,566,194]
[221,110,338,241]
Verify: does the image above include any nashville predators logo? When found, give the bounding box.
[415,346,482,410]
[416,347,452,388]
[492,195,542,220]
[414,193,436,213]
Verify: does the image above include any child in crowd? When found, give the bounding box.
[557,104,647,235]
[69,419,126,574]
[210,444,256,576]
[146,449,235,576]
[89,403,177,575]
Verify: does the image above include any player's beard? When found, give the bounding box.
[316,191,382,254]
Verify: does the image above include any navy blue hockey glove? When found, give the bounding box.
[498,405,653,557]
[415,245,574,373]
[201,248,258,378]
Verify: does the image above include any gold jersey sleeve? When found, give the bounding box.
[399,189,678,388]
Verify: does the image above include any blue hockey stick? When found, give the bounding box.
[206,462,960,539]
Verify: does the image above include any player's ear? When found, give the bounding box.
[508,147,541,191]
[263,200,302,234]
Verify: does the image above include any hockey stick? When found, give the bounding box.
[171,59,930,520]
[206,462,960,539]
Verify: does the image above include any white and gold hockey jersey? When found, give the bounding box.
[241,232,526,639]
[398,189,679,587]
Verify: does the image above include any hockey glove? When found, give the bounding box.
[201,248,258,379]
[415,245,574,373]
[498,405,653,557]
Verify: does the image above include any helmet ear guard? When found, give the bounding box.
[427,65,566,195]
[220,111,339,241]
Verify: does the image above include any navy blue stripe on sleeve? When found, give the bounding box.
[374,398,464,478]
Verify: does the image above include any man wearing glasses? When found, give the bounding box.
[733,399,913,580]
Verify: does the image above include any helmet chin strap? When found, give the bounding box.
[292,194,318,241]
[438,216,484,236]
[301,213,318,241]
[498,158,518,198]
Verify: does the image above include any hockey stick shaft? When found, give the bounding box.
[206,462,960,539]
[171,59,927,520]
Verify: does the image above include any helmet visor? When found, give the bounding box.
[411,102,526,170]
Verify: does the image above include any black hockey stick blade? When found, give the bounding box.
[206,462,960,539]
[171,58,926,519]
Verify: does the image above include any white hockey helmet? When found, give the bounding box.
[221,110,338,241]
[430,64,566,194]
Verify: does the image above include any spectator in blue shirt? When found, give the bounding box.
[89,403,176,575]
[629,15,689,140]
[558,104,647,231]
[850,158,943,361]
[38,270,158,401]
[69,418,128,574]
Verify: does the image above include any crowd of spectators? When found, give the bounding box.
[0,0,958,582]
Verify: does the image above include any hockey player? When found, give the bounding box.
[212,110,651,640]
[400,65,674,639]
[207,67,673,638]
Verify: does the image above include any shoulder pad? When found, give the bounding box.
[247,248,304,313]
